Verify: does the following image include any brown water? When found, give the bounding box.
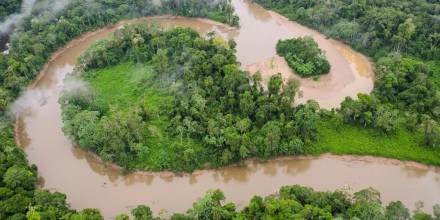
[14,0,439,219]
[241,5,374,109]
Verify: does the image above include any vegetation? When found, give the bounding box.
[0,0,22,21]
[164,0,239,26]
[253,0,440,151]
[276,36,330,77]
[0,0,239,218]
[60,25,318,171]
[121,185,440,220]
[0,0,439,218]
[313,119,440,165]
[0,117,104,219]
[181,186,440,220]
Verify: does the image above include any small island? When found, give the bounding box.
[276,36,330,77]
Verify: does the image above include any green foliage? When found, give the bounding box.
[339,94,399,134]
[0,0,238,115]
[61,25,314,171]
[63,209,104,220]
[254,0,440,150]
[254,0,439,60]
[0,0,22,20]
[132,205,156,220]
[0,0,238,218]
[162,0,239,26]
[311,119,440,166]
[116,214,130,220]
[374,57,440,121]
[3,165,36,190]
[276,37,330,77]
[385,201,410,220]
[170,186,439,220]
[185,189,236,220]
[0,121,99,219]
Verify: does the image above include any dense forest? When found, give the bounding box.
[0,0,239,218]
[61,25,317,171]
[253,0,440,148]
[276,36,331,77]
[0,0,22,21]
[1,0,440,218]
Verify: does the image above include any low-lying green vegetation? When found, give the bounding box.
[276,36,330,77]
[313,119,440,166]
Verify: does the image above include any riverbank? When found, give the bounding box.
[312,120,440,166]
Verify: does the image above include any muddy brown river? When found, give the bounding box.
[14,0,440,219]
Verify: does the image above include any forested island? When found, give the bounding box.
[59,0,440,172]
[0,0,439,219]
[276,37,330,77]
[60,24,317,171]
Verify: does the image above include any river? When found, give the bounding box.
[14,0,439,219]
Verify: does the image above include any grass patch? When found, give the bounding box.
[88,62,152,110]
[311,120,440,166]
[86,62,205,171]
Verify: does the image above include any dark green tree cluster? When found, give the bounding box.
[0,0,22,21]
[339,94,399,134]
[61,25,319,171]
[253,0,440,148]
[0,119,104,219]
[276,36,330,77]
[162,0,239,26]
[114,185,440,220]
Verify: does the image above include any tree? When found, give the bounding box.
[385,201,410,220]
[348,188,385,220]
[115,214,130,220]
[187,189,235,220]
[3,165,36,190]
[131,205,154,220]
[373,106,398,134]
[239,91,255,117]
[293,101,319,143]
[260,121,282,157]
[276,37,330,77]
[422,119,440,149]
[392,18,416,52]
[268,73,283,97]
[64,209,103,220]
